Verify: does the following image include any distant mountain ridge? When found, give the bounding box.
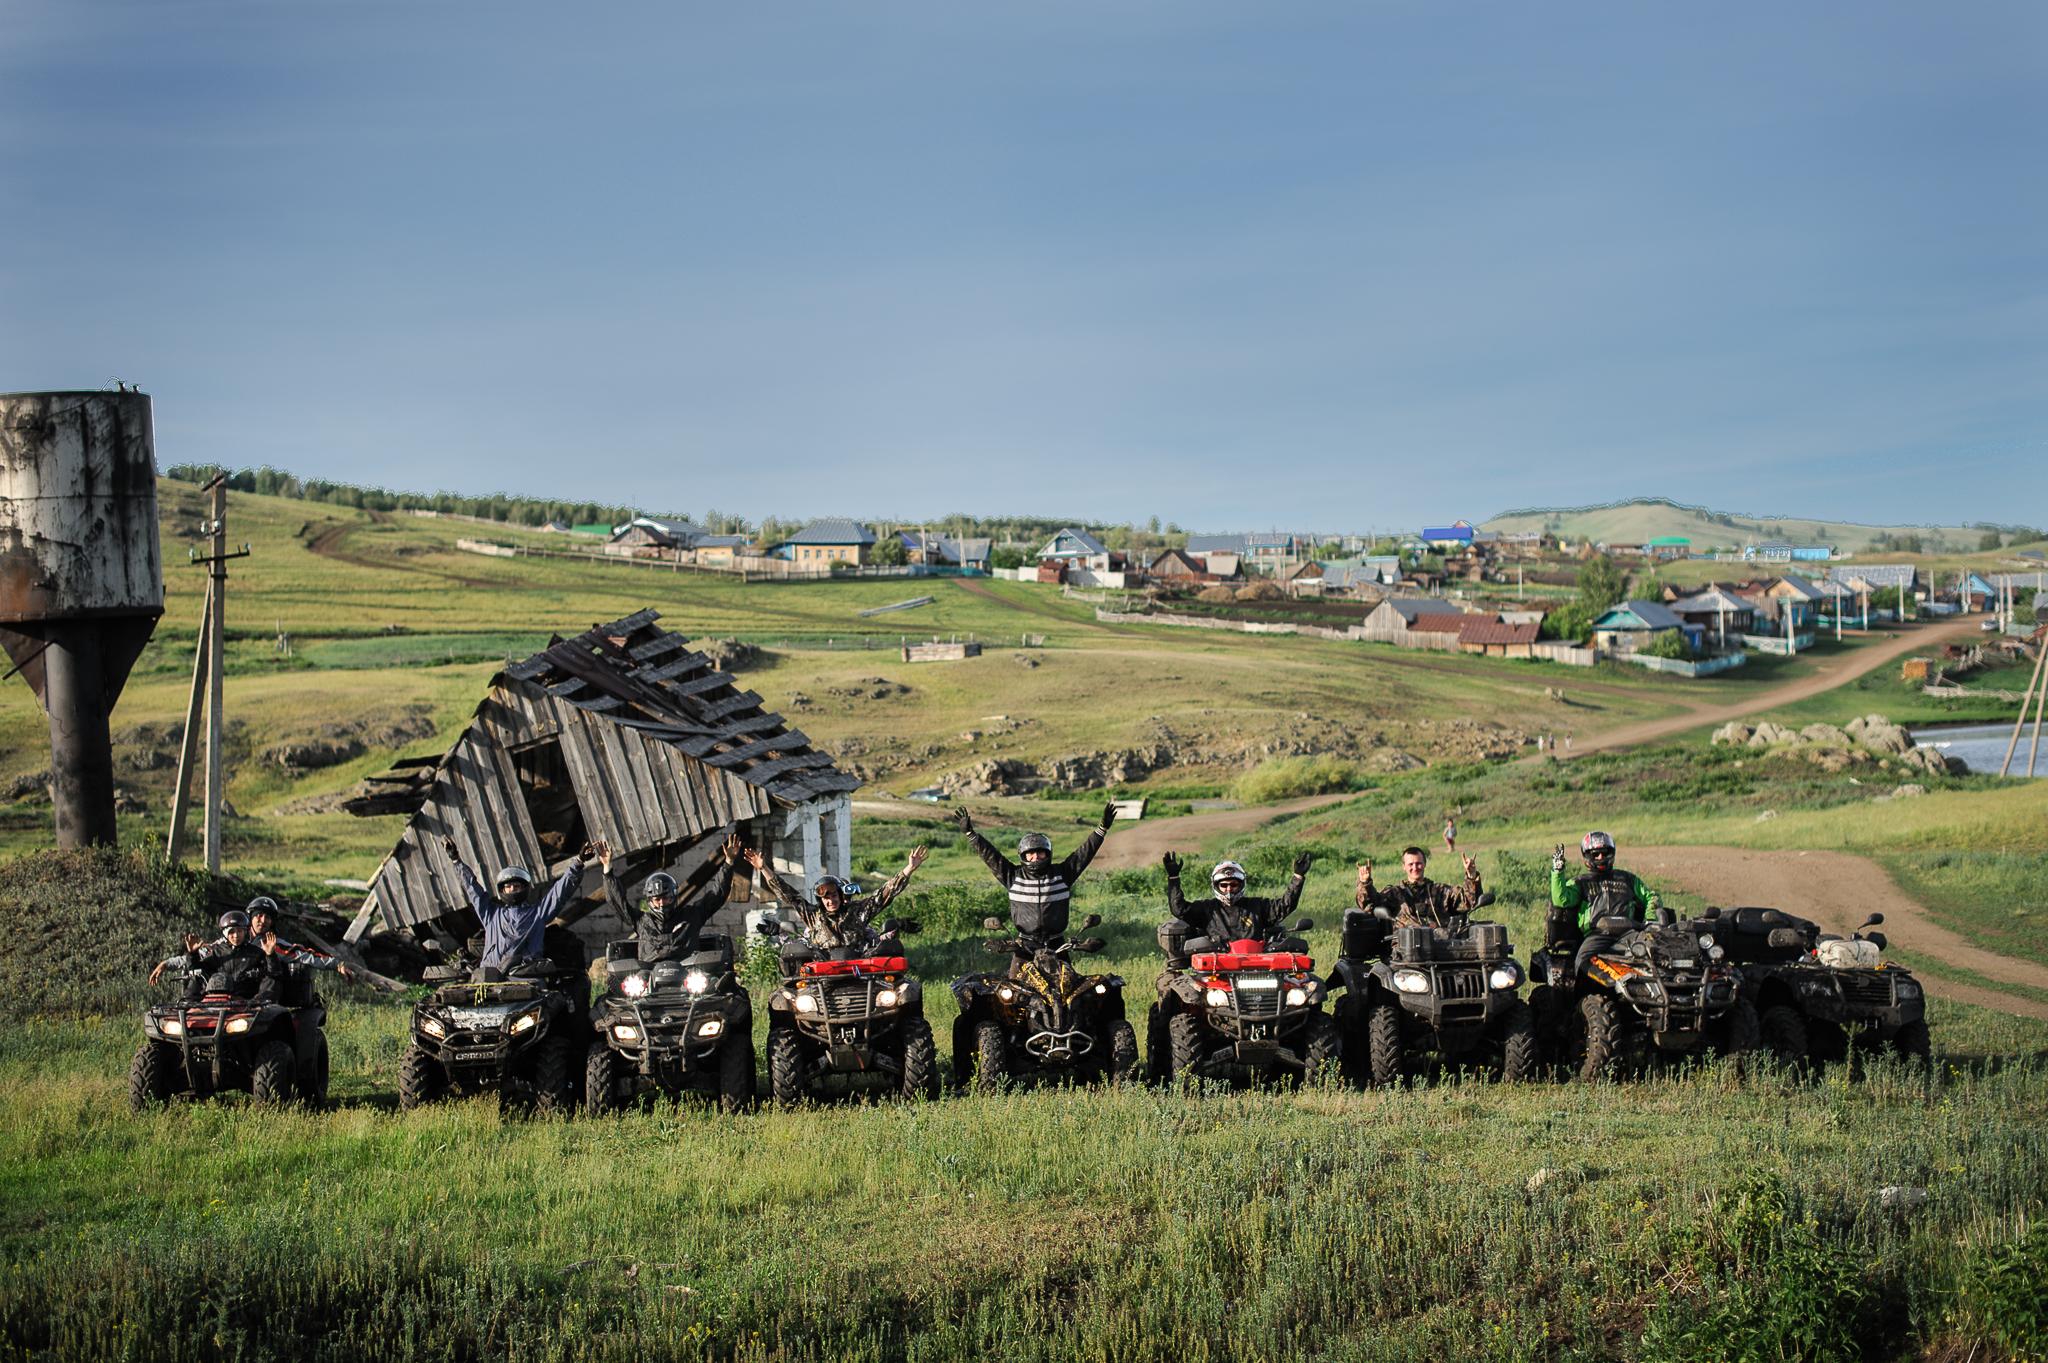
[1480,497,2025,555]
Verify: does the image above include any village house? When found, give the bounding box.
[1036,528,1113,575]
[775,519,877,568]
[1591,599,1697,654]
[1666,587,1756,650]
[688,535,754,569]
[1420,523,1474,552]
[606,516,710,556]
[892,530,993,570]
[1455,617,1541,658]
[1146,547,1216,584]
[1184,535,1245,578]
[1358,596,1465,644]
[1646,536,1692,561]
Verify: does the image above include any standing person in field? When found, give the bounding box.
[1355,846,1484,928]
[952,804,1115,959]
[441,834,596,981]
[1162,852,1312,948]
[1550,831,1666,976]
[598,833,746,962]
[743,843,929,955]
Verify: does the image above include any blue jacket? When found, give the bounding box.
[455,859,586,973]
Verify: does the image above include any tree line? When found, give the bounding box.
[162,464,636,531]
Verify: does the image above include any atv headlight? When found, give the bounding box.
[1488,964,1522,991]
[1094,984,1108,994]
[1708,946,1725,960]
[696,1020,723,1038]
[1895,980,1920,999]
[685,971,709,995]
[794,993,818,1014]
[1392,969,1431,995]
[875,988,899,1008]
[511,1010,540,1034]
[997,985,1016,1002]
[160,1018,183,1037]
[612,1024,640,1042]
[421,1018,445,1038]
[1205,988,1230,1008]
[621,974,648,998]
[1697,934,1715,949]
[225,1017,251,1034]
[1285,987,1308,1006]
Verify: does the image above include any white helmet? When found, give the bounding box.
[1211,861,1248,904]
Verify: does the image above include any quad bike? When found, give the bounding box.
[1714,909,1929,1067]
[1529,911,1758,1080]
[1146,916,1339,1085]
[397,952,589,1112]
[586,933,755,1115]
[129,959,330,1111]
[758,917,939,1104]
[1330,894,1539,1086]
[951,913,1139,1089]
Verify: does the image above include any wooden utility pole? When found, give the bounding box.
[166,476,246,870]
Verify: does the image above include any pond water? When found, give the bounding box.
[1908,722,2047,777]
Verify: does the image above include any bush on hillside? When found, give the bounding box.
[1641,628,1694,660]
[1234,756,1360,804]
[0,848,217,1020]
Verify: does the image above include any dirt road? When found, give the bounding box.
[1632,845,2048,1020]
[1562,618,1982,756]
[1092,794,1357,869]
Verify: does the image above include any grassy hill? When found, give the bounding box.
[1480,497,2036,556]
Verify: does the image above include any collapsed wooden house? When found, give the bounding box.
[341,609,860,951]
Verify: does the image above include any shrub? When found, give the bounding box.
[1233,756,1360,803]
[989,546,1024,570]
[0,848,217,1020]
[1487,849,1549,908]
[1641,628,1694,660]
[901,882,1010,934]
[1541,600,1597,643]
[1959,1220,2048,1361]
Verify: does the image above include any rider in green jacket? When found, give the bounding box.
[1550,831,1666,975]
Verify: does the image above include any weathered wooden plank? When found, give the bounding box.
[664,671,734,699]
[597,716,662,848]
[726,751,835,782]
[704,735,790,769]
[615,723,678,845]
[627,634,688,663]
[557,705,631,850]
[700,692,765,723]
[706,714,789,743]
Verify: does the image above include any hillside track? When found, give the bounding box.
[1634,845,2048,1020]
[1559,618,1982,756]
[305,522,511,591]
[1093,794,1358,869]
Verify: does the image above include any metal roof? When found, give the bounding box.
[1377,598,1465,622]
[784,519,877,546]
[1670,588,1757,614]
[1408,611,1477,632]
[1184,535,1247,555]
[1773,574,1825,600]
[1038,527,1109,557]
[1594,599,1685,631]
[1828,564,1917,589]
[1420,526,1474,541]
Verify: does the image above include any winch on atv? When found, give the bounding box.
[587,932,755,1114]
[952,913,1138,1090]
[1147,916,1339,1086]
[759,916,938,1103]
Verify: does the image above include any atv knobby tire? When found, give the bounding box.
[1498,1001,1540,1083]
[767,1028,805,1107]
[531,1034,580,1115]
[249,1038,295,1106]
[1570,994,1628,1082]
[129,1040,177,1113]
[1890,1018,1932,1064]
[1145,1006,1171,1085]
[1302,1013,1341,1086]
[900,1018,940,1101]
[1760,1005,1810,1067]
[719,1038,756,1114]
[1105,1020,1139,1084]
[398,1045,443,1111]
[298,1037,331,1109]
[972,1019,1007,1093]
[585,1044,624,1116]
[1366,996,1404,1088]
[1167,1011,1205,1083]
[1716,998,1761,1071]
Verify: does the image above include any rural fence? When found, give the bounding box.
[1625,651,1748,677]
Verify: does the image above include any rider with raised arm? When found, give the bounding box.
[246,896,359,983]
[745,844,929,955]
[442,834,596,981]
[599,834,744,962]
[172,910,282,1005]
[952,804,1115,957]
[1164,852,1311,947]
[1356,846,1484,928]
[1550,831,1666,975]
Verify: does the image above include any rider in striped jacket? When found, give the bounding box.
[953,804,1116,954]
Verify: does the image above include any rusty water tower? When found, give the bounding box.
[0,391,163,847]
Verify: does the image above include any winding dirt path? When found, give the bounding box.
[1631,845,2048,1020]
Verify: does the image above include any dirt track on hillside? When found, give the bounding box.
[1631,845,2048,1019]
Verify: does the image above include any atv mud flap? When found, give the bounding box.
[1234,1040,1281,1064]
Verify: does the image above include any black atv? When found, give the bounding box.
[1714,909,1929,1067]
[398,954,588,1112]
[1529,911,1758,1080]
[1146,919,1340,1086]
[1331,896,1540,1086]
[758,917,939,1104]
[129,961,330,1111]
[952,914,1138,1090]
[586,934,755,1114]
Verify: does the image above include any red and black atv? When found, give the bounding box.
[759,919,939,1104]
[1147,919,1339,1086]
[129,959,330,1111]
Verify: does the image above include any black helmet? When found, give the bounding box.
[245,895,279,920]
[1018,833,1052,857]
[644,872,678,902]
[217,910,251,932]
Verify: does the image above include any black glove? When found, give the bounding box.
[1099,802,1117,830]
[1550,845,1568,874]
[1161,852,1182,879]
[951,807,974,834]
[1291,853,1313,877]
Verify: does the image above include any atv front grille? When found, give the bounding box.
[1437,967,1485,1000]
[1837,973,1894,1009]
[819,983,872,1022]
[1233,987,1281,1019]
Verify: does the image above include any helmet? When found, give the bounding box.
[1018,833,1052,857]
[813,877,846,899]
[643,872,678,902]
[496,866,534,887]
[245,895,279,919]
[1212,860,1248,903]
[217,910,251,931]
[1581,832,1616,868]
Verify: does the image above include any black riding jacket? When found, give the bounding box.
[184,941,282,1003]
[1167,872,1306,947]
[966,827,1107,942]
[605,859,737,963]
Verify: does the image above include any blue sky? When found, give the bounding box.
[3,1,2041,531]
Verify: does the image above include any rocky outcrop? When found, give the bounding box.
[1799,723,1851,746]
[940,746,1174,796]
[1846,713,1914,755]
[1711,722,1754,745]
[689,637,762,672]
[1746,722,1801,747]
[1367,748,1426,772]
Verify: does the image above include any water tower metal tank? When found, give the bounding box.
[0,391,164,846]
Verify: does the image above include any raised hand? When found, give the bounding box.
[148,961,167,985]
[739,846,766,871]
[337,962,358,982]
[1461,853,1477,878]
[719,833,741,864]
[1551,844,1569,873]
[1100,802,1118,829]
[259,930,280,954]
[579,840,600,863]
[950,807,974,834]
[907,845,929,872]
[1357,860,1374,886]
[1161,851,1182,878]
[440,834,458,860]
[1292,852,1314,877]
[182,933,205,954]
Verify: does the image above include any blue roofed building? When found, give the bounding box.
[774,519,878,567]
